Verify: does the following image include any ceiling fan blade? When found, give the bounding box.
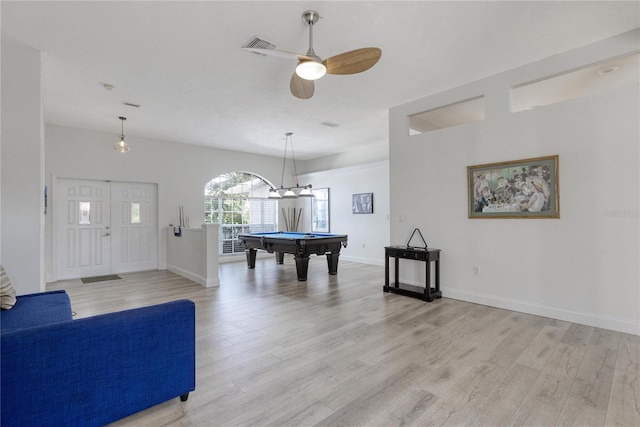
[242,47,311,61]
[324,47,382,75]
[290,72,314,99]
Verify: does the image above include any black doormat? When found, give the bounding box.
[81,274,122,284]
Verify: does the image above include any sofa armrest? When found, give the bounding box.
[1,299,195,427]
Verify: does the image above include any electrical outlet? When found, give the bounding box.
[473,266,480,276]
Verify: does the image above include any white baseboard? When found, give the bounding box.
[166,264,219,288]
[341,255,384,266]
[218,252,273,264]
[204,276,220,287]
[443,287,639,336]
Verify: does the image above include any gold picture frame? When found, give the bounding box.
[468,155,559,219]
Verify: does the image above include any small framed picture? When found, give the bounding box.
[352,193,373,214]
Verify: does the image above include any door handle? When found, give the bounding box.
[103,232,111,237]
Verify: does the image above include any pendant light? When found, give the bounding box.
[268,132,313,199]
[297,186,313,197]
[114,116,131,153]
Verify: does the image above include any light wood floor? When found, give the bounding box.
[48,257,640,426]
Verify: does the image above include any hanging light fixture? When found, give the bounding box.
[297,186,313,197]
[268,132,313,199]
[294,10,327,81]
[114,116,131,153]
[295,58,326,81]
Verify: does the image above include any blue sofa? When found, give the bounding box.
[1,290,195,427]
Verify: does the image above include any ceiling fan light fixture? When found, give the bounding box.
[296,59,326,81]
[242,9,381,98]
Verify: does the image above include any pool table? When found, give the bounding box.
[237,231,348,281]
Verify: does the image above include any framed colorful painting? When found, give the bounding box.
[468,155,559,219]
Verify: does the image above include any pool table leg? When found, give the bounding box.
[275,252,285,264]
[294,255,310,281]
[245,248,257,269]
[326,253,340,275]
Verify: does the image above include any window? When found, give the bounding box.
[312,188,330,232]
[78,201,91,224]
[204,172,277,255]
[130,202,141,224]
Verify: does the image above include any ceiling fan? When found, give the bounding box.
[243,10,382,99]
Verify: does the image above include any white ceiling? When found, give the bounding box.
[2,1,638,160]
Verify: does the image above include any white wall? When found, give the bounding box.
[166,224,219,287]
[302,141,390,174]
[297,161,390,265]
[44,124,292,282]
[1,42,45,295]
[389,30,640,335]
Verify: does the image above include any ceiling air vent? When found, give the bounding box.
[321,121,340,128]
[243,37,276,54]
[123,102,140,108]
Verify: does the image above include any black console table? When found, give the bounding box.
[383,246,442,302]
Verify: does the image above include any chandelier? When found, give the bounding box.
[268,132,312,199]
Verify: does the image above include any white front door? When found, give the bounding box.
[110,181,158,273]
[55,179,112,280]
[55,179,158,280]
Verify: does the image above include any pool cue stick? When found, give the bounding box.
[281,208,287,231]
